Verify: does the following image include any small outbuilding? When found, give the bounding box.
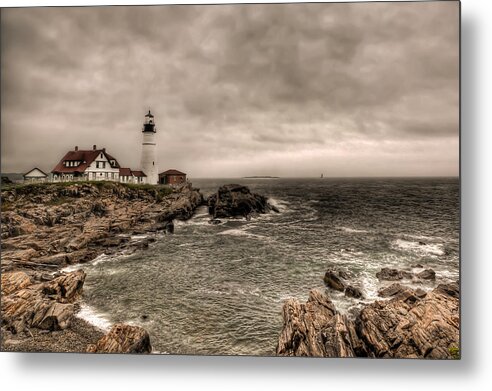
[23,167,48,183]
[159,169,186,185]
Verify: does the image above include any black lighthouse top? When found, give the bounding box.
[143,110,156,133]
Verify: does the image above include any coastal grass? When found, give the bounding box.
[1,181,174,204]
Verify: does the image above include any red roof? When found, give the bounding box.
[159,169,186,176]
[119,168,132,176]
[132,170,147,177]
[51,148,120,174]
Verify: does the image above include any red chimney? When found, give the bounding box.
[75,146,78,151]
[93,145,97,150]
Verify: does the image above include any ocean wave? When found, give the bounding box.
[393,239,444,256]
[75,303,112,331]
[267,197,289,212]
[337,226,370,234]
[218,228,267,241]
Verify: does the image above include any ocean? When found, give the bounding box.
[73,177,460,356]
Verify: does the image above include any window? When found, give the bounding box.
[105,172,108,178]
[92,172,96,180]
[100,153,103,158]
[102,162,106,169]
[96,162,99,168]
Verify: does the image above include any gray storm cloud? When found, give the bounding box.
[1,2,459,177]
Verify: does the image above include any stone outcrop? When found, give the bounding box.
[277,282,459,359]
[207,184,278,219]
[376,267,413,281]
[323,270,345,291]
[1,270,86,334]
[87,324,152,354]
[1,182,203,273]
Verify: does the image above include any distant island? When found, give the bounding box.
[243,176,280,179]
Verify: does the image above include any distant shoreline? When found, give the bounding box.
[242,176,280,179]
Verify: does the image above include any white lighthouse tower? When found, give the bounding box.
[140,110,158,184]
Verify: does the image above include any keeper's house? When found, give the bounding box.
[23,167,48,183]
[159,169,186,185]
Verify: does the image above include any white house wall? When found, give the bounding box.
[85,152,120,181]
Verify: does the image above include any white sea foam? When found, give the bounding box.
[218,228,265,240]
[393,239,444,256]
[76,303,112,332]
[337,226,370,234]
[267,197,288,212]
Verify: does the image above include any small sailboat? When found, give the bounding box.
[320,173,324,179]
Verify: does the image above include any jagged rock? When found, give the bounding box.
[207,184,273,219]
[434,281,459,298]
[323,271,345,291]
[378,283,408,298]
[345,285,364,299]
[376,268,413,281]
[1,271,32,295]
[338,270,351,280]
[277,283,459,359]
[417,269,436,280]
[1,270,85,333]
[165,220,174,234]
[276,289,364,357]
[87,324,152,353]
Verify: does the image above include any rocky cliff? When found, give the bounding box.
[1,181,204,353]
[277,279,460,359]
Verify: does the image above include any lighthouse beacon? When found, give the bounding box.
[140,110,158,184]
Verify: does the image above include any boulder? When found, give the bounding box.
[417,269,436,280]
[344,285,364,299]
[87,324,152,354]
[323,271,345,291]
[207,184,273,219]
[376,268,413,281]
[378,283,408,298]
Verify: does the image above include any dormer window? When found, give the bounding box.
[100,153,103,158]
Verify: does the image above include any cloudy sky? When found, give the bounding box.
[1,1,459,177]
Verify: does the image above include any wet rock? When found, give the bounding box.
[417,269,436,280]
[276,289,363,357]
[434,281,459,298]
[418,241,427,246]
[87,324,152,354]
[277,283,459,359]
[344,285,363,299]
[323,271,345,291]
[207,184,274,219]
[376,268,413,281]
[378,283,407,298]
[338,270,351,280]
[412,263,424,268]
[209,219,222,225]
[165,220,174,234]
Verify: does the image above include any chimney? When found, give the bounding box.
[74,146,78,151]
[93,145,97,150]
[102,148,106,152]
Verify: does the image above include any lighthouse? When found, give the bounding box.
[140,110,158,184]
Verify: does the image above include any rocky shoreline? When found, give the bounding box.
[277,267,460,359]
[1,181,278,353]
[1,181,204,353]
